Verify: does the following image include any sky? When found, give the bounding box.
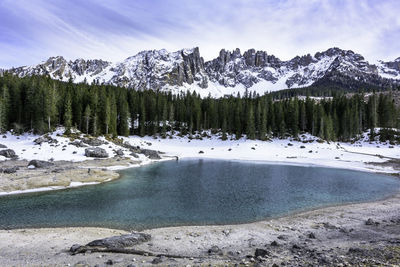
[0,0,399,68]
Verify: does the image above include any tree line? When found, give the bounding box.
[0,73,399,142]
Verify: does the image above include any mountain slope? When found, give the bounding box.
[4,47,400,97]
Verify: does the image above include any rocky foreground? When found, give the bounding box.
[0,190,399,266]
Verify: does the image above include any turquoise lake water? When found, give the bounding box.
[0,159,399,230]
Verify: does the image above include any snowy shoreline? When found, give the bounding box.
[1,130,399,196]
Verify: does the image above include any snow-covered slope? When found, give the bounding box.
[5,47,400,97]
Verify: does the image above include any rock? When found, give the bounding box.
[348,247,365,254]
[70,140,87,147]
[0,144,6,148]
[208,245,223,255]
[198,150,204,154]
[152,257,162,264]
[70,244,81,253]
[123,142,141,153]
[254,248,269,258]
[270,240,279,246]
[34,135,57,145]
[308,232,316,239]
[0,149,17,158]
[82,138,105,146]
[292,244,301,250]
[3,167,19,174]
[365,218,380,226]
[277,235,288,240]
[300,145,306,149]
[85,147,109,158]
[323,222,338,229]
[34,136,47,145]
[28,160,54,168]
[115,149,124,156]
[140,149,161,160]
[105,259,114,265]
[74,261,89,267]
[86,233,151,248]
[130,152,139,158]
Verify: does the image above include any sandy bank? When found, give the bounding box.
[0,158,141,195]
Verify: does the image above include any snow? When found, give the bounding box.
[1,128,399,196]
[0,181,101,196]
[10,48,400,99]
[123,132,400,174]
[0,128,148,163]
[1,128,399,176]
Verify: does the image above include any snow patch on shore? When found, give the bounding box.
[0,181,101,196]
[123,132,400,174]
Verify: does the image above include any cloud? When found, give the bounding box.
[0,0,399,68]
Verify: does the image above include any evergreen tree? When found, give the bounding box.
[139,97,146,137]
[246,104,256,139]
[64,94,73,134]
[84,105,91,134]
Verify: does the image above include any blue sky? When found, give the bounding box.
[1,0,399,68]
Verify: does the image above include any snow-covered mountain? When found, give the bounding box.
[4,47,400,97]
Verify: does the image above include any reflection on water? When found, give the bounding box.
[0,159,399,230]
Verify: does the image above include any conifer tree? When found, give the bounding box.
[104,97,111,135]
[84,105,91,134]
[64,94,73,134]
[246,104,256,139]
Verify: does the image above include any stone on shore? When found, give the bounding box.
[28,160,55,168]
[85,147,109,158]
[70,232,152,251]
[140,149,161,160]
[0,149,17,159]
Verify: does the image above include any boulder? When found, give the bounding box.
[140,149,161,160]
[255,248,269,258]
[151,257,163,264]
[69,140,88,148]
[70,244,81,253]
[123,142,141,153]
[28,160,54,168]
[130,152,139,158]
[85,147,109,158]
[86,233,151,248]
[270,240,279,246]
[0,144,6,148]
[34,136,47,145]
[308,232,316,239]
[365,218,380,226]
[115,149,124,156]
[82,138,104,146]
[0,149,17,158]
[34,135,57,145]
[208,245,223,255]
[3,167,19,174]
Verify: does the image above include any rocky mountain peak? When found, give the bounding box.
[4,47,400,97]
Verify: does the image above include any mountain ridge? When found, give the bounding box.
[3,47,400,97]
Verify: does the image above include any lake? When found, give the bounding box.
[0,159,399,230]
